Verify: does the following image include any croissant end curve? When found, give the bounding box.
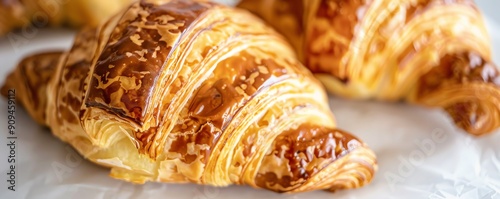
[238,0,500,136]
[1,0,376,193]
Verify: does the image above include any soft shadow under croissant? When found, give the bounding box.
[1,0,376,193]
[238,0,500,136]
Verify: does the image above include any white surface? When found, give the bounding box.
[1,0,500,199]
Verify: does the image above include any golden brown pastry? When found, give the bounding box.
[1,0,376,193]
[238,0,500,136]
[0,0,133,35]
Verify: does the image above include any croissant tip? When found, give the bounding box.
[328,146,377,191]
[0,83,8,97]
[443,99,500,136]
[0,71,14,98]
[282,145,377,194]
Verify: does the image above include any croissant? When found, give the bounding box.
[1,0,376,193]
[0,0,133,35]
[238,0,500,136]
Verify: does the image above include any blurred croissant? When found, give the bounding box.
[238,0,500,136]
[0,0,133,35]
[1,0,376,193]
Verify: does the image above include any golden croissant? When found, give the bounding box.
[0,0,133,35]
[238,0,500,136]
[1,0,376,193]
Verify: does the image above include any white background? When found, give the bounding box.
[0,0,499,198]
